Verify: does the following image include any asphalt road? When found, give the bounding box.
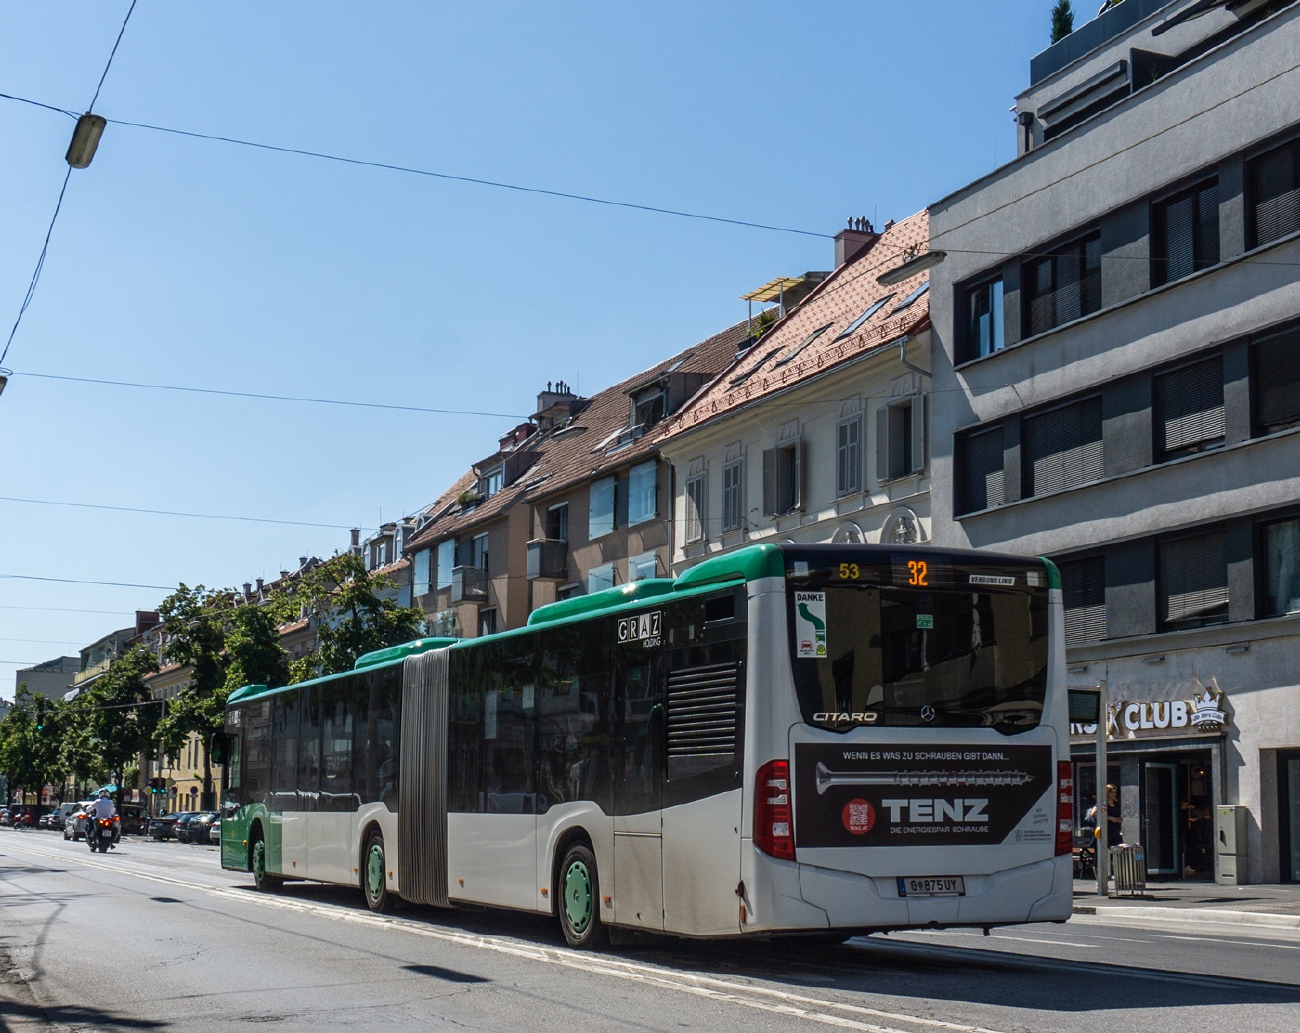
[2,829,1299,1033]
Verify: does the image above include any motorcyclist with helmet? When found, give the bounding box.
[85,790,118,850]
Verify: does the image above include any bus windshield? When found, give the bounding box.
[786,556,1049,734]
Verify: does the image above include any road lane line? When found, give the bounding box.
[988,934,1099,949]
[3,840,1012,1033]
[1164,934,1300,950]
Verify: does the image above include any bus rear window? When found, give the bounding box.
[788,582,1048,734]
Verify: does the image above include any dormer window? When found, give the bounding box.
[631,385,666,431]
[480,466,504,497]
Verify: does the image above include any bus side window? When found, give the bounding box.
[299,685,322,811]
[242,701,271,806]
[537,623,611,814]
[321,677,356,811]
[361,667,401,812]
[271,692,299,813]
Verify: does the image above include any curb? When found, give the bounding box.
[1074,904,1300,929]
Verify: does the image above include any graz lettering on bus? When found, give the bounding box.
[880,798,990,823]
[617,610,662,649]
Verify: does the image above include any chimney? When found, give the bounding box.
[350,528,360,548]
[256,577,264,592]
[298,556,308,568]
[243,582,252,599]
[835,217,879,267]
[280,570,289,580]
[533,380,579,431]
[135,610,161,635]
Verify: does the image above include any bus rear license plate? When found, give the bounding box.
[898,876,965,897]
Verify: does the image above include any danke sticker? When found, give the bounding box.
[794,591,827,658]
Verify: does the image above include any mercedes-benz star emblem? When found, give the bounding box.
[920,705,937,724]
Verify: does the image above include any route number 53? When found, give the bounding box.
[838,563,860,580]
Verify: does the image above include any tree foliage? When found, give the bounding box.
[286,552,425,682]
[0,687,66,803]
[80,644,161,802]
[1051,0,1075,43]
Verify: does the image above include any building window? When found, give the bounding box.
[1264,516,1300,617]
[775,323,833,367]
[1060,555,1107,645]
[470,533,489,574]
[890,280,929,314]
[1022,232,1102,337]
[589,476,615,539]
[834,296,893,341]
[957,424,1005,515]
[546,503,568,542]
[478,608,497,637]
[628,460,657,525]
[684,474,705,543]
[721,461,743,532]
[1022,396,1103,497]
[1252,324,1300,435]
[836,417,862,496]
[629,551,658,582]
[1154,355,1224,461]
[588,562,615,594]
[1247,137,1300,249]
[966,278,1004,360]
[877,398,925,483]
[1151,179,1219,287]
[413,549,431,597]
[435,539,455,590]
[480,466,504,497]
[631,386,666,431]
[761,441,801,516]
[1158,529,1229,631]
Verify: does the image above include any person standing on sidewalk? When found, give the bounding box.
[1087,784,1123,845]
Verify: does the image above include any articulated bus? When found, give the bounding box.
[220,543,1074,947]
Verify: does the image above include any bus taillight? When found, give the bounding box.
[755,759,796,861]
[1055,761,1074,856]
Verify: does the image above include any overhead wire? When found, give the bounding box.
[0,574,177,591]
[0,495,370,531]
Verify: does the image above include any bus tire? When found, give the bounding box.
[362,830,392,913]
[251,832,281,893]
[557,843,606,950]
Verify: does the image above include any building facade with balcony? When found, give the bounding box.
[661,214,933,569]
[928,0,1300,883]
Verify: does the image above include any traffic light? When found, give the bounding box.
[148,778,165,793]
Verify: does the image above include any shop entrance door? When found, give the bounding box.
[1144,762,1179,875]
[1282,752,1300,883]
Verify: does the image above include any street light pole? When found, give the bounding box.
[1096,679,1109,898]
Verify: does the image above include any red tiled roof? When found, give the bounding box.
[669,210,931,435]
[405,320,751,551]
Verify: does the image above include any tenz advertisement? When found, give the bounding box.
[793,742,1053,848]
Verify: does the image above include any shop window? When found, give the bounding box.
[1252,324,1300,435]
[1247,136,1300,249]
[1263,516,1300,617]
[1151,179,1219,287]
[1022,396,1103,496]
[957,424,1005,515]
[1158,529,1229,630]
[1060,555,1106,645]
[1154,355,1225,461]
[1022,231,1102,337]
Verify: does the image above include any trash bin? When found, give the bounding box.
[1110,843,1146,896]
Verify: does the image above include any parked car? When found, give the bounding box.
[0,807,10,826]
[118,804,149,836]
[150,811,193,841]
[178,811,219,844]
[208,818,222,844]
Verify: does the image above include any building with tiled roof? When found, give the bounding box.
[403,320,753,636]
[659,211,934,571]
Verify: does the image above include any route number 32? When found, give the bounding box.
[907,560,928,586]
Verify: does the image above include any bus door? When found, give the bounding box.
[612,623,665,931]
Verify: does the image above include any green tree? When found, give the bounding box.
[56,696,106,800]
[0,686,66,805]
[81,645,161,806]
[1051,0,1074,43]
[286,552,425,682]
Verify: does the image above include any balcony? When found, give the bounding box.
[450,565,489,604]
[526,539,569,581]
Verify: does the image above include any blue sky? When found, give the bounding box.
[1,1,1052,697]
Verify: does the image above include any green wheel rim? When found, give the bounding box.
[253,840,266,882]
[366,843,385,901]
[563,860,593,933]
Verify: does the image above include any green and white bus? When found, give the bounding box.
[220,543,1074,947]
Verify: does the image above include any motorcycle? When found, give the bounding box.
[90,816,116,853]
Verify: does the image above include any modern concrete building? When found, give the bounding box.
[928,0,1300,883]
[11,656,80,701]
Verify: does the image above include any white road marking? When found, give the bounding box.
[1164,934,1300,950]
[3,839,1013,1033]
[989,934,1099,949]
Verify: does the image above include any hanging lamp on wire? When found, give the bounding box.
[66,113,107,168]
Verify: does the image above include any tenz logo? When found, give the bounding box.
[617,610,661,648]
[880,798,989,823]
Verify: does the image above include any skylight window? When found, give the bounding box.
[774,323,833,367]
[890,281,929,315]
[729,346,783,388]
[834,296,895,341]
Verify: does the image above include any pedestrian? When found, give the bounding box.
[1086,784,1123,845]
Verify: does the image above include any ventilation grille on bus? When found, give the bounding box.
[667,661,739,758]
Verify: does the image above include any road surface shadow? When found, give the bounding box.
[256,880,1300,1013]
[0,1000,170,1031]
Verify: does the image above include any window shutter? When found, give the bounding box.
[910,394,926,474]
[1154,355,1225,458]
[1157,191,1195,284]
[1253,325,1300,432]
[1159,531,1229,628]
[1060,556,1106,645]
[1194,181,1220,270]
[1250,140,1300,247]
[792,440,803,511]
[876,406,890,485]
[1022,397,1104,496]
[960,425,1005,513]
[762,448,777,515]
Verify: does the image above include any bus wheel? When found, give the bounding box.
[558,843,606,950]
[363,831,391,913]
[251,834,281,893]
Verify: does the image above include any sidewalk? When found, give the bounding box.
[1072,878,1300,929]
